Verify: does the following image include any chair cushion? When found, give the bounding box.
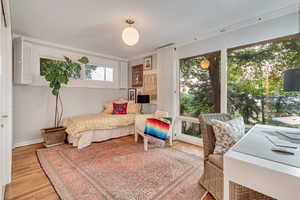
[211,117,245,155]
[208,154,223,169]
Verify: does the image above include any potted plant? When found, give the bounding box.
[40,56,89,147]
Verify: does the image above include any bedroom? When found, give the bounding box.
[1,0,300,200]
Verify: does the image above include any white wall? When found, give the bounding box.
[177,12,300,59]
[13,85,127,146]
[157,46,176,115]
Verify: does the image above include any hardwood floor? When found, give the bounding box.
[5,136,214,200]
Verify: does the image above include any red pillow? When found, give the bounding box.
[112,103,128,114]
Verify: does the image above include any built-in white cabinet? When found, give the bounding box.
[13,37,33,84]
[12,36,129,89]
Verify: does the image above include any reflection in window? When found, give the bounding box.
[85,65,105,81]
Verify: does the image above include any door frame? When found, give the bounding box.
[0,0,13,198]
[174,50,227,146]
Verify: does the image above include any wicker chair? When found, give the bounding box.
[199,113,275,200]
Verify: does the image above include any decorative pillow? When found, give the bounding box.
[103,100,140,114]
[103,102,113,113]
[112,103,128,114]
[127,103,140,114]
[211,117,245,155]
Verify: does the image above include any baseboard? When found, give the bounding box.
[13,138,43,148]
[1,185,4,200]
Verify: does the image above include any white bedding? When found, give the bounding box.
[63,113,137,138]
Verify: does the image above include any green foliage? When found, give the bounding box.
[40,56,89,96]
[179,55,215,118]
[181,121,202,138]
[179,36,300,128]
[40,56,89,127]
[228,37,300,125]
[84,65,97,80]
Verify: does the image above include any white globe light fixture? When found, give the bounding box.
[122,19,139,46]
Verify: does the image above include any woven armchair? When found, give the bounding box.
[199,113,275,200]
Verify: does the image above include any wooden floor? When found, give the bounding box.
[5,136,214,200]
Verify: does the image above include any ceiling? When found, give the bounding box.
[11,0,299,59]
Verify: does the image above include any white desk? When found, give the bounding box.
[224,124,300,200]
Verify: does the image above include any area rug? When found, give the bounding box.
[37,138,206,200]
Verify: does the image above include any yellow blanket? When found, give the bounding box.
[63,113,136,138]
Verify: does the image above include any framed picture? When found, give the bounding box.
[144,56,152,70]
[128,88,137,103]
[132,64,143,87]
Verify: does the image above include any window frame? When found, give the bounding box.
[35,55,119,88]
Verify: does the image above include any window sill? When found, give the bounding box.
[28,76,122,89]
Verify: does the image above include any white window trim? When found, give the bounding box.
[175,116,203,146]
[33,55,120,89]
[174,49,228,146]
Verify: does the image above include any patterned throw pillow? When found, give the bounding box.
[211,117,245,155]
[112,103,128,114]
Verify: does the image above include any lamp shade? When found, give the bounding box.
[137,95,150,104]
[283,68,300,92]
[122,27,139,46]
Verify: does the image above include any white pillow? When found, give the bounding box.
[211,117,245,155]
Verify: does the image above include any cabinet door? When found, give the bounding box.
[13,38,33,84]
[119,61,128,89]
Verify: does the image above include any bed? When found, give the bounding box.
[63,100,140,149]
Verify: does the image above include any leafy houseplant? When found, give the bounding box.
[41,56,89,128]
[40,56,88,147]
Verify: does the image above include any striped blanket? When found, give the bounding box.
[144,117,172,140]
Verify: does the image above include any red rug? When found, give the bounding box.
[37,138,206,200]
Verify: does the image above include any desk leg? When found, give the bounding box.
[224,176,230,200]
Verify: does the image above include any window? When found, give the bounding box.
[178,51,221,139]
[179,52,221,117]
[40,59,114,82]
[105,67,113,82]
[85,65,105,81]
[228,35,300,128]
[84,64,113,82]
[40,58,80,79]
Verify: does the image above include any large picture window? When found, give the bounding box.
[227,35,300,128]
[179,51,221,139]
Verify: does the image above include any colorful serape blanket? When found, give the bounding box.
[144,117,172,140]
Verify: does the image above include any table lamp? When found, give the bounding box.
[137,95,150,114]
[283,68,300,92]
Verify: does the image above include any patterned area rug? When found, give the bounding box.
[37,138,206,200]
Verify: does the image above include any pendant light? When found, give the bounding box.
[122,19,139,46]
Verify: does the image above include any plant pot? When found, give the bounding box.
[41,126,66,147]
